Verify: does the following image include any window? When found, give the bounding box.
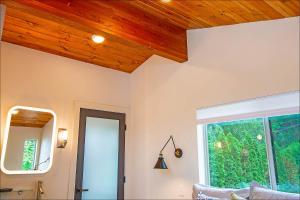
[22,139,38,170]
[269,114,300,193]
[206,118,270,189]
[197,92,299,193]
[206,114,300,193]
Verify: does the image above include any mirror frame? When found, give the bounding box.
[0,105,57,175]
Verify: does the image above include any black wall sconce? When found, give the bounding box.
[154,135,183,169]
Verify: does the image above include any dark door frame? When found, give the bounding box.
[74,108,126,200]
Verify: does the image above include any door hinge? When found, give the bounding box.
[125,124,127,131]
[124,176,126,183]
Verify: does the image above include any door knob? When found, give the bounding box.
[75,188,89,193]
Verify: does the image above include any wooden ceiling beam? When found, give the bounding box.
[5,0,188,63]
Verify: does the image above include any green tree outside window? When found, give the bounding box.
[269,114,300,193]
[206,114,300,193]
[22,139,37,170]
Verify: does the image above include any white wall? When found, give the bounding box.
[0,42,130,199]
[38,119,54,171]
[128,17,299,199]
[5,126,42,170]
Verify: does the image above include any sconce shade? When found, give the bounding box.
[57,128,68,148]
[154,154,168,169]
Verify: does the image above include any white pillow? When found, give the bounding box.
[197,192,220,200]
[250,187,300,200]
[193,184,250,199]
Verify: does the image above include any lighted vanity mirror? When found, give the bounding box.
[1,106,56,174]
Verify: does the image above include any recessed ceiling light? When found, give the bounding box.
[91,34,105,44]
[161,0,172,3]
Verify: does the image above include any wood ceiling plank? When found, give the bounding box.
[4,10,151,61]
[264,0,300,17]
[126,0,210,29]
[3,21,149,72]
[130,0,299,29]
[167,1,223,27]
[3,25,149,73]
[204,1,249,24]
[5,0,187,63]
[195,1,244,25]
[2,1,154,72]
[236,0,283,21]
[10,110,53,128]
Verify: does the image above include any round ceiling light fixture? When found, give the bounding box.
[161,0,172,3]
[91,34,105,44]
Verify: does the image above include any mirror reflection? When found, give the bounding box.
[3,107,55,173]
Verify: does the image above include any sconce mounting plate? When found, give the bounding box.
[174,148,183,158]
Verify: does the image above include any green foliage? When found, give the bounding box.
[208,118,269,189]
[269,114,300,193]
[207,114,300,194]
[22,139,37,170]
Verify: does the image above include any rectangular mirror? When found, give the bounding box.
[1,106,56,174]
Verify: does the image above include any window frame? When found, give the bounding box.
[263,118,277,190]
[203,113,299,190]
[203,124,210,185]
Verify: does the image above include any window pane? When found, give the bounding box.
[269,114,300,193]
[207,118,270,188]
[22,139,37,170]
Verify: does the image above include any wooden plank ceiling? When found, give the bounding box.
[10,109,53,128]
[1,0,299,73]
